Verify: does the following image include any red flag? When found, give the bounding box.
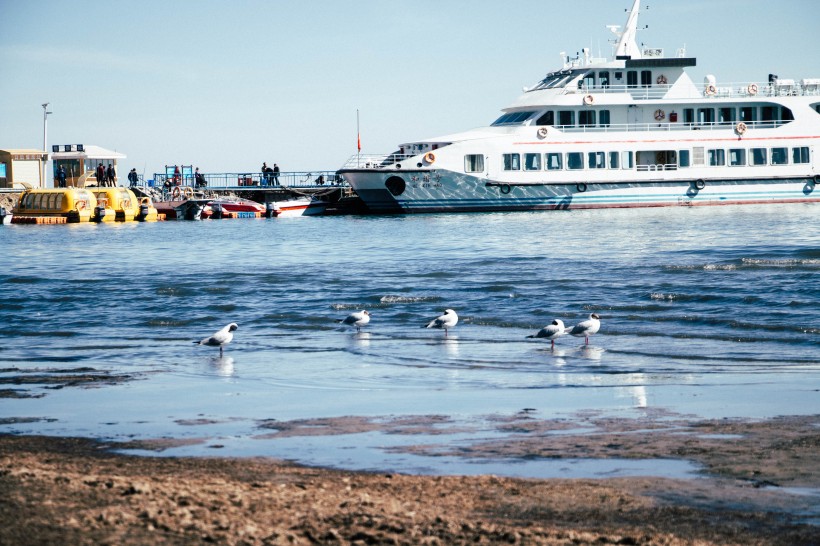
[357,133,361,152]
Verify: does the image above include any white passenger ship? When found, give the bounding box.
[338,0,820,213]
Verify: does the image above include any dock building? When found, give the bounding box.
[0,149,48,189]
[50,144,126,187]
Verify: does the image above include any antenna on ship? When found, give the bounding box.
[610,0,642,59]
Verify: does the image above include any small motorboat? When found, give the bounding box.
[173,199,210,221]
[0,205,13,225]
[151,186,209,220]
[204,197,265,219]
[269,196,327,217]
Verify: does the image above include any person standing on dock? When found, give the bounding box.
[195,167,207,188]
[261,162,271,186]
[273,163,280,185]
[106,164,116,186]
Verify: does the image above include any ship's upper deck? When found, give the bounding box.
[501,0,820,111]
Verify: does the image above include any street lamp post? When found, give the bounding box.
[42,102,52,187]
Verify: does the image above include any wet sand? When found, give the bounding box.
[2,413,818,545]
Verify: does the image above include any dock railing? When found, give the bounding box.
[147,170,346,190]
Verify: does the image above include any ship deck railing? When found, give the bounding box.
[637,163,678,172]
[147,170,347,190]
[555,120,786,133]
[340,154,419,169]
[571,81,820,100]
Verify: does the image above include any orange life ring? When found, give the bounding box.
[656,74,668,85]
[735,122,748,136]
[705,84,717,96]
[654,109,666,121]
[424,152,436,164]
[747,83,759,96]
[76,200,86,211]
[583,94,594,105]
[537,127,548,139]
[171,186,181,199]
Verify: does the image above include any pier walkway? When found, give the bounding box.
[140,170,366,214]
[150,170,345,191]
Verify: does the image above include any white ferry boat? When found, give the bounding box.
[338,0,820,213]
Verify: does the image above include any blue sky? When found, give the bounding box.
[1,0,819,177]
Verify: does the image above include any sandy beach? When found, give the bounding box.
[2,413,817,545]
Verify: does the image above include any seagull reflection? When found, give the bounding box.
[616,384,648,408]
[351,331,371,349]
[549,348,568,367]
[630,386,648,408]
[440,335,460,357]
[209,355,235,377]
[579,346,605,361]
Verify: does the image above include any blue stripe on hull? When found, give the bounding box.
[347,173,819,213]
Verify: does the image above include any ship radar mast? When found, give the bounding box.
[610,0,643,59]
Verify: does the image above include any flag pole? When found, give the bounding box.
[356,109,361,167]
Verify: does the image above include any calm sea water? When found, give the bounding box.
[1,205,818,477]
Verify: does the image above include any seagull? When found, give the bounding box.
[527,319,566,349]
[195,323,238,355]
[337,310,371,332]
[566,313,601,345]
[424,309,458,337]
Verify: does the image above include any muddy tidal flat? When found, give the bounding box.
[1,413,818,545]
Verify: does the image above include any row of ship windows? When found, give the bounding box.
[535,69,660,91]
[463,146,811,172]
[493,105,794,127]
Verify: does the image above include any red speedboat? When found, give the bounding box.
[203,198,266,218]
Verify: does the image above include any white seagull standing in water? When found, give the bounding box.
[195,323,238,355]
[527,319,566,349]
[567,313,601,345]
[338,310,371,332]
[424,309,458,337]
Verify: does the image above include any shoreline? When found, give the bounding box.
[2,414,818,545]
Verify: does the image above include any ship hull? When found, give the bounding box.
[340,170,819,213]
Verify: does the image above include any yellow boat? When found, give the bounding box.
[12,188,97,223]
[90,188,159,222]
[89,189,117,223]
[91,187,137,222]
[134,194,159,222]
